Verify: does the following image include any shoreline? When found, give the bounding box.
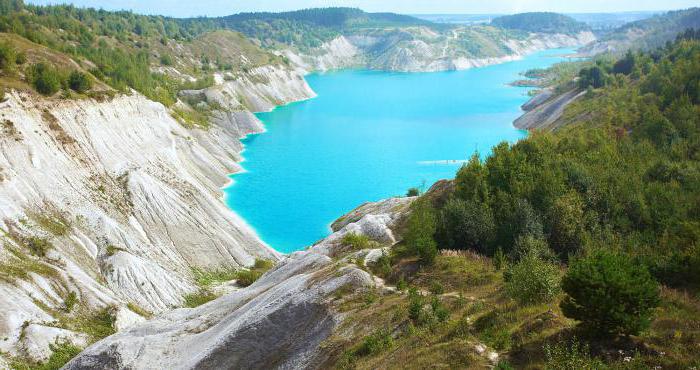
[221,46,573,255]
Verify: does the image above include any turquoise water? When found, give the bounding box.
[224,48,576,253]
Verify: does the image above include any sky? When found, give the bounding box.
[27,0,699,18]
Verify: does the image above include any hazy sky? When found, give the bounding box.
[27,0,699,18]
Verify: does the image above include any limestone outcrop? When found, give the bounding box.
[64,197,413,370]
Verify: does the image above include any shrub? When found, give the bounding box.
[354,329,393,357]
[505,255,561,305]
[406,187,420,197]
[68,71,92,93]
[26,236,51,257]
[160,54,173,66]
[543,338,605,370]
[235,269,263,287]
[0,41,17,75]
[29,63,63,96]
[64,291,78,312]
[341,233,371,250]
[253,258,275,271]
[429,280,444,295]
[431,296,449,322]
[512,235,557,262]
[560,251,660,337]
[493,247,506,270]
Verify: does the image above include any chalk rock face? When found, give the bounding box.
[65,197,412,370]
[514,89,587,130]
[288,30,595,73]
[0,62,314,361]
[20,324,88,363]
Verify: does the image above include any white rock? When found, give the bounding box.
[20,324,88,362]
[113,306,147,332]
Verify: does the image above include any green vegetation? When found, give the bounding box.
[404,200,438,265]
[10,340,83,370]
[183,290,218,308]
[27,62,62,96]
[201,8,429,51]
[67,71,92,93]
[504,255,561,305]
[561,251,660,337]
[126,302,153,318]
[595,8,700,51]
[340,233,373,250]
[543,339,605,369]
[331,34,700,369]
[63,291,78,312]
[491,12,590,35]
[184,259,275,307]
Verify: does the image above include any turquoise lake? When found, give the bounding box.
[224,48,576,253]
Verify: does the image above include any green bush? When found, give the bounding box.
[560,251,660,336]
[341,233,371,250]
[68,71,92,93]
[160,54,173,66]
[512,235,557,262]
[29,63,64,96]
[505,255,561,305]
[543,338,605,370]
[406,187,420,197]
[0,41,17,75]
[235,269,263,287]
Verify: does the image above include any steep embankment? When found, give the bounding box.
[0,62,314,363]
[514,88,586,130]
[64,197,414,369]
[287,29,595,73]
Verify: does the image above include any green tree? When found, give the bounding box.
[560,251,660,337]
[405,200,438,265]
[436,198,495,254]
[455,153,489,203]
[548,191,588,259]
[29,62,63,96]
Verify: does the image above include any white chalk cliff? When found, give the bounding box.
[0,64,314,362]
[64,197,414,370]
[288,30,595,73]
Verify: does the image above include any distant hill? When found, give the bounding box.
[580,7,700,54]
[491,12,591,35]
[180,7,431,51]
[220,8,430,29]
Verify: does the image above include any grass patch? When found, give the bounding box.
[183,259,276,307]
[127,302,152,318]
[27,211,71,237]
[341,233,375,250]
[105,245,126,256]
[192,267,238,288]
[9,340,83,370]
[183,291,218,308]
